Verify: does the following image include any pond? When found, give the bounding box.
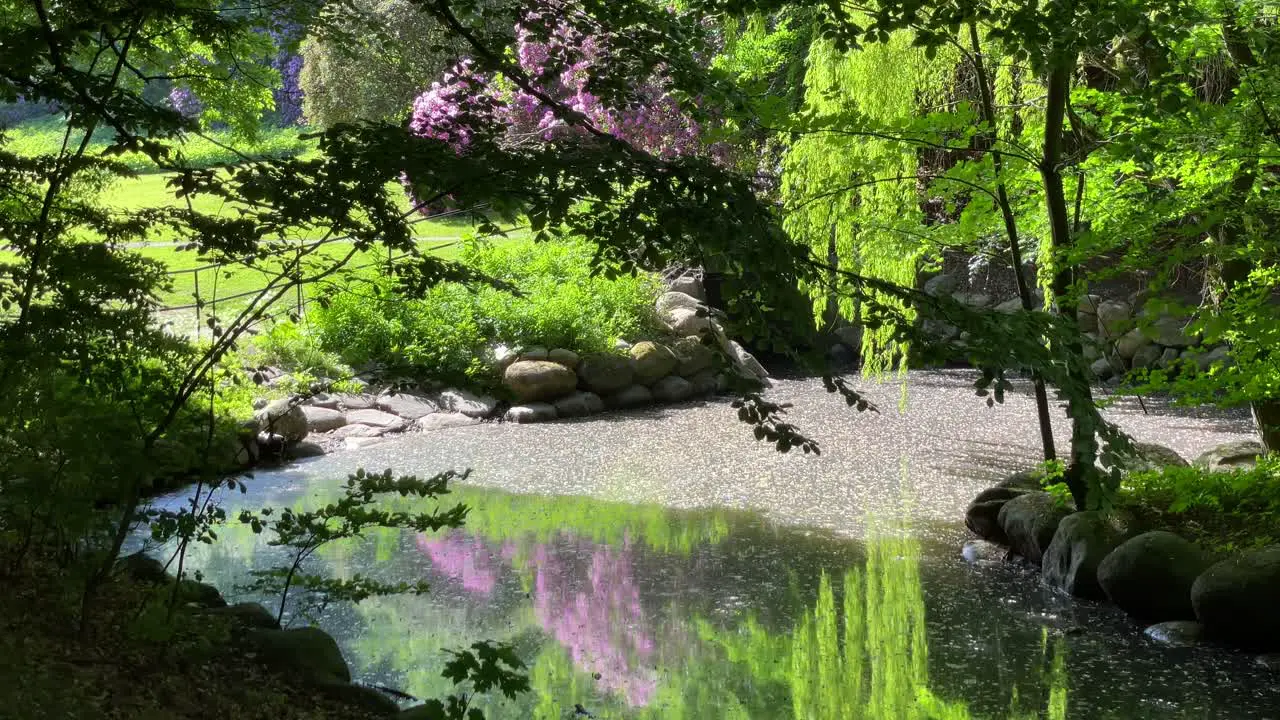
[152,372,1280,718]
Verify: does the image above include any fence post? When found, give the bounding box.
[193,268,201,341]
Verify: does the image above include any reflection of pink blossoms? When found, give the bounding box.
[531,537,658,707]
[416,531,503,595]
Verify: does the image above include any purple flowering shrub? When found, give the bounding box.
[167,85,203,119]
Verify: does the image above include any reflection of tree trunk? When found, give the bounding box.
[1042,58,1096,508]
[969,23,1056,462]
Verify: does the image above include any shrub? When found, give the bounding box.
[1119,456,1280,550]
[251,321,351,379]
[309,238,661,389]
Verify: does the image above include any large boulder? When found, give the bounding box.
[1194,440,1265,472]
[1097,531,1212,623]
[655,291,702,319]
[503,360,578,402]
[1144,313,1199,348]
[1132,343,1163,370]
[117,552,168,585]
[1115,327,1152,361]
[315,679,400,716]
[652,375,694,403]
[245,627,350,683]
[436,388,497,418]
[630,341,679,385]
[375,391,438,420]
[1096,300,1133,336]
[547,348,580,369]
[254,399,308,444]
[604,384,652,409]
[923,273,958,297]
[301,405,346,433]
[997,492,1073,564]
[965,486,1031,543]
[668,275,705,301]
[1042,511,1132,599]
[577,353,635,395]
[671,336,717,377]
[665,307,713,336]
[1191,545,1280,650]
[344,409,406,432]
[1108,442,1189,473]
[687,369,720,396]
[553,391,603,418]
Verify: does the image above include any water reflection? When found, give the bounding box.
[169,481,1277,718]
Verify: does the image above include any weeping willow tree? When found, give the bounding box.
[781,26,955,377]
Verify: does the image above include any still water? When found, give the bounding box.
[156,374,1279,718]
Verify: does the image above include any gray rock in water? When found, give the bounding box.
[1090,356,1120,381]
[504,403,558,423]
[246,627,350,683]
[333,393,376,410]
[923,273,958,297]
[996,471,1043,490]
[330,423,383,439]
[1257,654,1280,673]
[554,391,602,418]
[503,360,578,402]
[547,348,581,369]
[1042,511,1131,599]
[1144,621,1205,648]
[375,391,438,420]
[1194,440,1266,472]
[436,388,497,418]
[631,341,679,385]
[177,578,226,608]
[965,486,1031,543]
[961,539,1007,565]
[254,398,308,444]
[652,375,694,403]
[1132,343,1163,370]
[1115,327,1152,361]
[301,405,346,433]
[604,384,653,409]
[416,413,481,432]
[577,353,635,395]
[344,408,406,431]
[1097,531,1212,623]
[997,492,1073,564]
[1108,442,1189,473]
[1192,545,1280,650]
[687,369,720,396]
[672,336,716,377]
[290,440,325,459]
[1192,345,1232,372]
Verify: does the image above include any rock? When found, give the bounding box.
[256,432,287,457]
[1096,300,1133,336]
[1191,545,1280,650]
[827,343,858,368]
[309,393,341,409]
[993,297,1025,314]
[1091,356,1118,381]
[604,384,652,409]
[726,340,769,381]
[204,602,280,630]
[1132,343,1163,370]
[1077,294,1102,319]
[687,369,720,396]
[343,436,385,451]
[416,413,481,432]
[117,552,169,585]
[1145,313,1198,348]
[655,291,702,318]
[577,353,635,395]
[614,339,632,351]
[517,346,549,361]
[997,471,1043,490]
[997,492,1073,564]
[1191,345,1232,372]
[652,375,694,403]
[1258,654,1280,672]
[504,403,558,423]
[1157,347,1181,369]
[553,391,603,418]
[962,539,1007,565]
[1042,511,1131,599]
[1108,442,1189,473]
[344,409,407,432]
[315,679,401,716]
[489,344,519,371]
[333,393,376,410]
[954,291,992,308]
[1081,335,1103,363]
[1097,531,1212,623]
[254,399,308,444]
[246,627,350,683]
[436,389,497,418]
[1115,327,1152,361]
[177,579,226,608]
[834,325,861,349]
[630,341,679,385]
[375,391,438,420]
[923,273,958,297]
[1194,440,1266,472]
[1144,621,1205,648]
[923,319,960,339]
[547,348,580,369]
[671,336,717,377]
[666,307,713,335]
[301,406,346,433]
[291,440,325,459]
[965,486,1032,543]
[668,275,705,301]
[330,423,384,439]
[503,360,578,402]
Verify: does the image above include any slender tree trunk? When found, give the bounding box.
[1041,58,1096,509]
[969,23,1057,462]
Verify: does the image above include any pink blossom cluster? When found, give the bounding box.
[415,530,506,595]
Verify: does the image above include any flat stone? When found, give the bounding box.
[652,375,694,403]
[301,405,346,433]
[604,384,653,409]
[547,348,580,369]
[961,539,1006,564]
[330,423,384,439]
[375,392,438,420]
[334,393,376,410]
[416,413,481,432]
[505,403,558,423]
[345,409,406,431]
[1144,621,1205,648]
[554,391,603,418]
[504,360,578,402]
[517,346,549,361]
[291,440,326,459]
[436,388,497,418]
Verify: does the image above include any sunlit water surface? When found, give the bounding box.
[151,372,1279,718]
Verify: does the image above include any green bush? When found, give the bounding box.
[1119,456,1280,550]
[251,321,352,379]
[309,238,661,389]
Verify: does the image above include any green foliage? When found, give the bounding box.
[250,320,352,379]
[1120,455,1280,550]
[407,641,531,720]
[311,238,661,387]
